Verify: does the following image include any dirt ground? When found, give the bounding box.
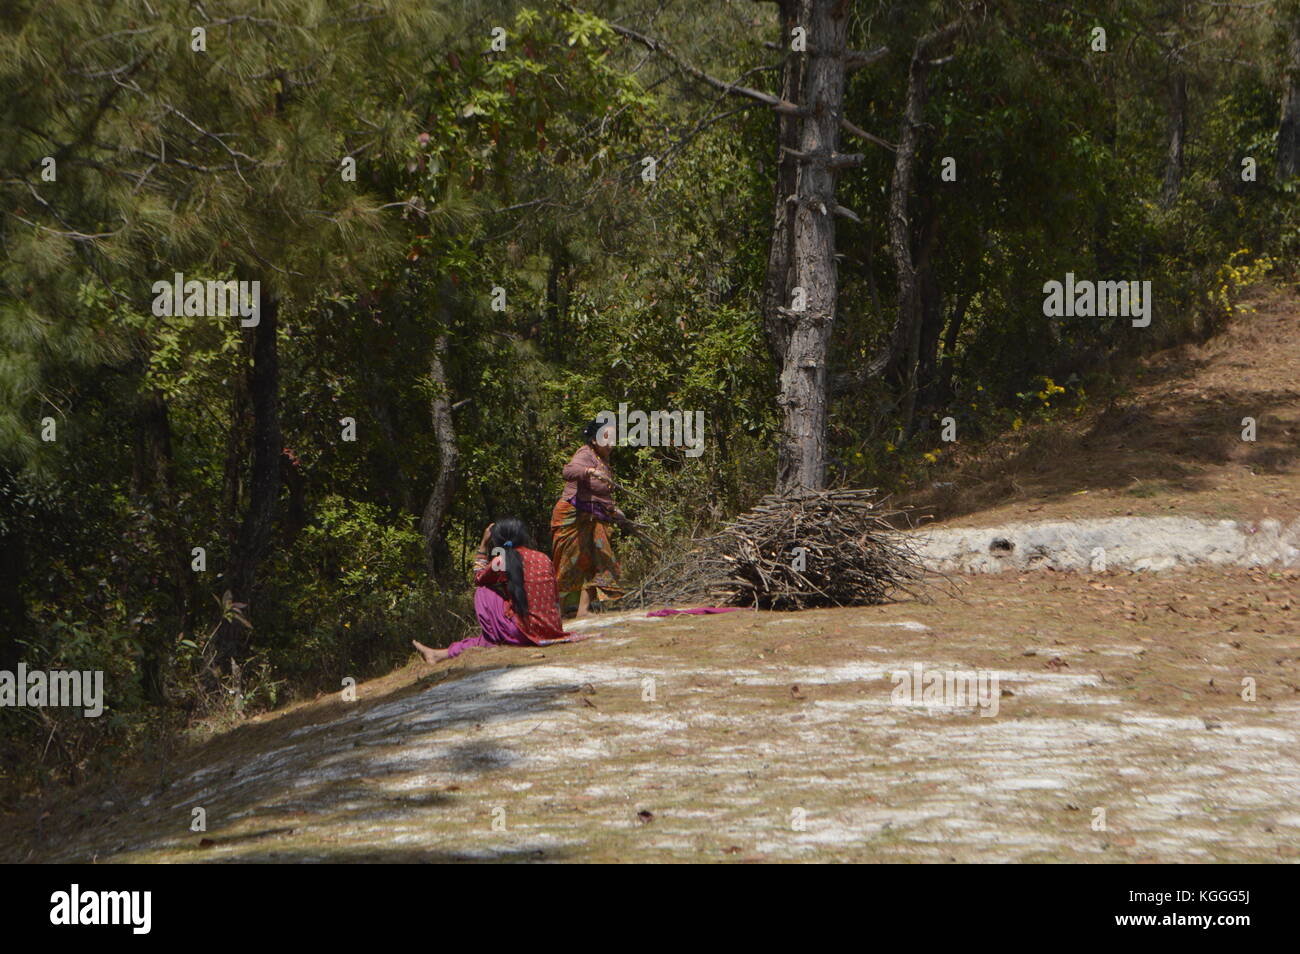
[9,567,1298,864]
[4,287,1298,863]
[902,288,1299,528]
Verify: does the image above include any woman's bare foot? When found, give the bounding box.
[412,639,449,664]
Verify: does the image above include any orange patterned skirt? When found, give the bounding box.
[550,497,623,603]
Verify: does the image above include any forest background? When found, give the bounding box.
[2,0,1297,801]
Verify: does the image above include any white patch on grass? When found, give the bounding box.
[916,516,1300,573]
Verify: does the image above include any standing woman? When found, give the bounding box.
[552,419,626,617]
[412,517,567,663]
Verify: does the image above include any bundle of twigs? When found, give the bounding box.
[594,469,665,551]
[631,488,924,610]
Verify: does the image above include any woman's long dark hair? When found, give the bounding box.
[491,517,534,617]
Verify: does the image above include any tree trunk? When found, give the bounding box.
[213,293,281,674]
[863,238,882,318]
[131,388,182,704]
[909,228,944,437]
[279,449,307,543]
[612,2,888,493]
[0,501,26,674]
[221,371,249,554]
[371,390,413,514]
[1160,70,1187,208]
[844,20,961,407]
[936,290,972,406]
[900,184,944,438]
[1094,90,1119,275]
[882,24,959,392]
[1279,13,1300,182]
[768,0,850,493]
[419,283,459,573]
[761,0,808,378]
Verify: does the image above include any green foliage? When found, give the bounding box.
[262,496,468,689]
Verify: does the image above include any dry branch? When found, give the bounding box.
[632,488,925,610]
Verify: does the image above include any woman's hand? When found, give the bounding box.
[480,523,494,549]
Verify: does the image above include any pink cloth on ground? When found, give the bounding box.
[645,607,745,617]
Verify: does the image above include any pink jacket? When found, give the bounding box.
[561,444,616,510]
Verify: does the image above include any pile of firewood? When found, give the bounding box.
[632,488,925,610]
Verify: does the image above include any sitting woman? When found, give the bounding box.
[412,518,568,663]
[552,418,627,617]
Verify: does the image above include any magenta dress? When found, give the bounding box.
[444,587,532,658]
